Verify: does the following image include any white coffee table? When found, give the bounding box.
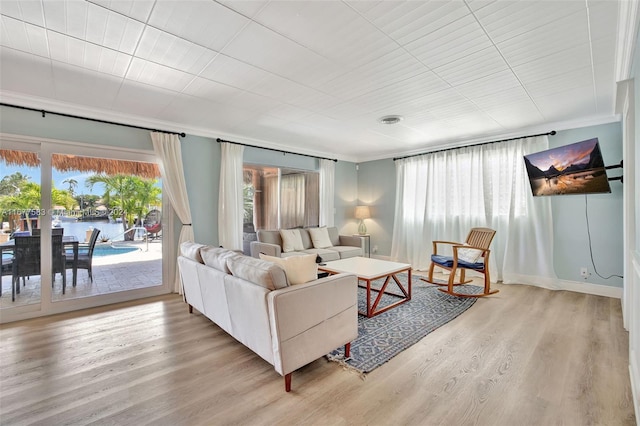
[318,257,412,317]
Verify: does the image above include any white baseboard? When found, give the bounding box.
[631,349,640,426]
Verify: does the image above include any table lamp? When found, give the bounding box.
[354,205,371,235]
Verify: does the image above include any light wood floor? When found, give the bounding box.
[0,281,635,425]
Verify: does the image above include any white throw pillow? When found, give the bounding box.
[308,227,333,249]
[280,229,305,252]
[259,253,318,285]
[456,244,483,264]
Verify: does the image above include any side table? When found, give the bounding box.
[354,234,371,258]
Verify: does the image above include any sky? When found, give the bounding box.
[2,164,106,196]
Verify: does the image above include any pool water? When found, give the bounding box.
[92,245,140,257]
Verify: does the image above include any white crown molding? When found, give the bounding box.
[357,114,622,163]
[0,91,361,164]
[615,0,640,81]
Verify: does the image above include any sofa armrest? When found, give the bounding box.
[267,273,358,375]
[338,234,362,248]
[250,241,281,258]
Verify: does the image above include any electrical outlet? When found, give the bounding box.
[580,267,589,279]
[372,245,378,253]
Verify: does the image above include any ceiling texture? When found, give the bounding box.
[0,0,633,162]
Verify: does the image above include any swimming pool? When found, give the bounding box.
[92,245,140,257]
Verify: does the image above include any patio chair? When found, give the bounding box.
[32,228,64,236]
[66,228,100,283]
[11,235,66,301]
[143,209,161,240]
[421,227,499,298]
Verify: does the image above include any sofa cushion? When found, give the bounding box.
[259,253,317,285]
[327,227,340,247]
[327,245,362,259]
[227,255,289,290]
[280,229,304,252]
[299,228,313,249]
[308,227,333,249]
[200,246,239,273]
[301,248,340,262]
[180,242,205,263]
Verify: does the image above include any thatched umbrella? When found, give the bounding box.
[0,150,160,179]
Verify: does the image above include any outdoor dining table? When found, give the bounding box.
[1,235,80,291]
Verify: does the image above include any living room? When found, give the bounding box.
[0,0,639,424]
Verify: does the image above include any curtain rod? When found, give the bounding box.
[0,103,186,137]
[393,130,557,161]
[216,138,338,162]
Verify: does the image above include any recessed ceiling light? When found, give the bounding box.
[378,115,403,125]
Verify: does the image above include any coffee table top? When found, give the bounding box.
[319,257,411,280]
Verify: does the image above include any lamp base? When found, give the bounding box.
[358,220,367,235]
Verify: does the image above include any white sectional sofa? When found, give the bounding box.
[177,242,358,392]
[250,226,363,261]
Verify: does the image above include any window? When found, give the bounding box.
[243,165,319,230]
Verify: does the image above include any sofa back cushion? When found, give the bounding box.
[226,255,289,290]
[308,227,333,249]
[279,229,304,252]
[200,246,239,273]
[257,229,282,246]
[327,227,340,247]
[259,253,317,285]
[180,242,205,263]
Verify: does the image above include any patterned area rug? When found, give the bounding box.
[328,274,481,374]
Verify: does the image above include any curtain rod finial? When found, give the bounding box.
[550,130,556,135]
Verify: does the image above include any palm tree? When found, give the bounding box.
[86,174,161,240]
[62,178,78,197]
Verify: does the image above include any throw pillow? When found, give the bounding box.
[259,253,318,285]
[280,229,304,252]
[307,227,333,249]
[456,244,483,264]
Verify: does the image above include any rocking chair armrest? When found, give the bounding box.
[431,240,463,254]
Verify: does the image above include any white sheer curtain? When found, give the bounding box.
[319,159,335,227]
[391,136,557,286]
[218,142,244,250]
[151,132,194,293]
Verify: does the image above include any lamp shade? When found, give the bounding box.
[354,205,371,220]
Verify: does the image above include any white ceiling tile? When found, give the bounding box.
[182,76,244,101]
[88,0,155,23]
[47,31,131,77]
[513,44,592,86]
[126,58,195,92]
[135,27,217,75]
[455,69,522,100]
[352,0,470,46]
[498,10,589,66]
[0,0,45,27]
[320,49,427,100]
[0,16,50,57]
[148,1,249,52]
[0,46,55,98]
[254,1,395,68]
[433,46,508,86]
[111,80,177,117]
[221,21,338,87]
[535,87,598,122]
[199,54,269,90]
[51,61,122,109]
[475,1,584,44]
[216,0,270,18]
[404,14,492,69]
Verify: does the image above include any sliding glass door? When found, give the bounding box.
[0,137,169,322]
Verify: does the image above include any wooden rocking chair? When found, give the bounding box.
[421,227,499,298]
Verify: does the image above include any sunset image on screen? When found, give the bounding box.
[523,138,611,196]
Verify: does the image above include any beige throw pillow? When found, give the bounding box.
[259,253,318,285]
[308,227,333,249]
[457,244,483,264]
[280,229,304,252]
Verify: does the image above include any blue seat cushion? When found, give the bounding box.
[431,254,485,270]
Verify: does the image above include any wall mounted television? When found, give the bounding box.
[523,138,611,196]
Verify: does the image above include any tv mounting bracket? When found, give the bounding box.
[605,160,623,183]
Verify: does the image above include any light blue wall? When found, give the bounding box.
[549,123,623,287]
[358,122,624,288]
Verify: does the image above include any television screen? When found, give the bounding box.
[523,138,611,196]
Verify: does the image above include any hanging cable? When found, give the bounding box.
[584,194,623,280]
